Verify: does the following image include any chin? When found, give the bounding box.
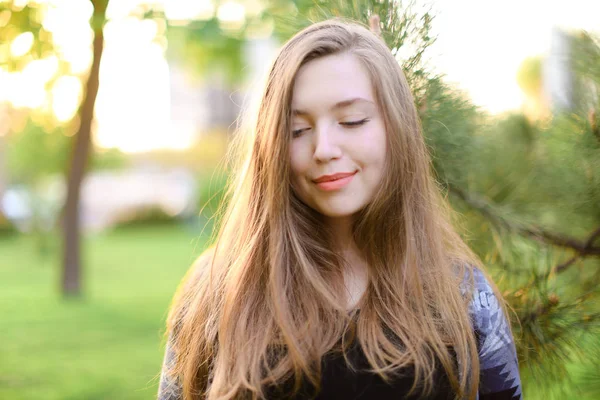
[319,211,355,219]
[316,204,364,219]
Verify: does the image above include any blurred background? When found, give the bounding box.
[0,0,599,399]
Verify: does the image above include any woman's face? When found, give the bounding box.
[289,52,387,219]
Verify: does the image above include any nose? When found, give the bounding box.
[313,123,342,162]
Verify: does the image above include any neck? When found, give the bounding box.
[323,216,355,253]
[323,215,366,272]
[323,216,368,310]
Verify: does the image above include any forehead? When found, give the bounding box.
[291,52,376,112]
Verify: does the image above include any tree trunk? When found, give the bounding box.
[61,0,107,297]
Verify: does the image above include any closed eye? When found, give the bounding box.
[292,127,310,137]
[340,118,369,127]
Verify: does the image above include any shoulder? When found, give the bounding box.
[466,267,501,321]
[158,339,182,400]
[457,266,502,323]
[465,268,509,339]
[461,267,523,399]
[459,266,510,352]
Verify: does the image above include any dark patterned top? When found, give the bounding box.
[466,268,522,399]
[158,268,522,399]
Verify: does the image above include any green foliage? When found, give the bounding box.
[90,147,128,171]
[451,105,600,395]
[166,18,245,86]
[6,119,128,185]
[0,209,16,236]
[571,31,600,111]
[2,0,125,189]
[419,76,481,187]
[573,346,600,400]
[468,113,538,204]
[466,111,600,234]
[0,1,55,71]
[111,206,180,229]
[6,118,70,184]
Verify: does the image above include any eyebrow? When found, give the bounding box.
[292,97,375,117]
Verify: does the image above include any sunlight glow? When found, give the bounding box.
[428,0,600,114]
[106,0,147,20]
[164,0,214,22]
[93,17,182,153]
[51,75,81,122]
[5,57,58,109]
[10,71,46,109]
[43,2,94,74]
[12,0,31,9]
[25,56,58,82]
[217,1,245,23]
[3,0,600,153]
[0,10,11,28]
[0,68,11,103]
[10,31,34,57]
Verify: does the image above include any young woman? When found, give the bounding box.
[158,19,522,400]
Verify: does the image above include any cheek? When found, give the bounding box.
[358,125,387,169]
[289,143,308,183]
[373,123,388,167]
[358,132,387,193]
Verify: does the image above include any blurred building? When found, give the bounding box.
[80,166,198,231]
[542,27,575,112]
[168,64,211,137]
[169,63,242,136]
[542,28,600,112]
[1,167,198,233]
[168,36,278,139]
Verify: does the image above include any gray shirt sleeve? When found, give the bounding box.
[469,268,523,400]
[158,339,183,400]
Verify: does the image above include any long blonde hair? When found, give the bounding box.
[165,19,505,400]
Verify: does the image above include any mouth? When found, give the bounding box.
[313,171,356,183]
[313,171,357,191]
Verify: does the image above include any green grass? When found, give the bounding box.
[0,225,208,400]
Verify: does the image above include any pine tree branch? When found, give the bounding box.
[553,254,581,275]
[447,183,511,228]
[520,287,598,325]
[522,226,600,257]
[555,227,600,273]
[447,183,600,258]
[518,229,599,294]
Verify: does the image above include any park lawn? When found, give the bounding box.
[0,225,208,400]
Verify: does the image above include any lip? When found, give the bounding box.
[313,171,356,183]
[313,171,357,191]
